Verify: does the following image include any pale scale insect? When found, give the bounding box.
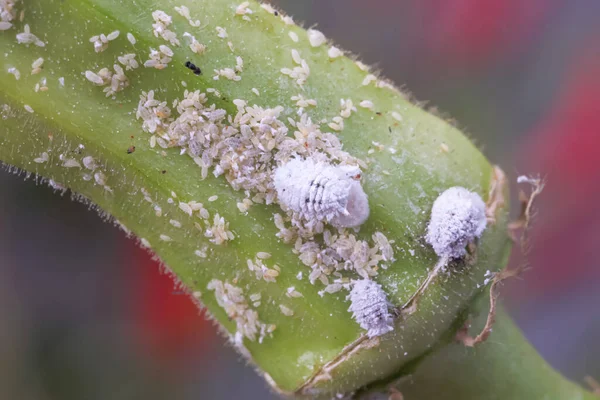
[273,157,369,228]
[425,186,487,259]
[347,279,394,338]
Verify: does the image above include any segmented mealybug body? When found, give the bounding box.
[425,186,487,259]
[273,158,369,228]
[347,279,394,338]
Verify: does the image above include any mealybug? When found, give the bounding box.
[425,186,487,259]
[347,279,394,338]
[273,157,369,228]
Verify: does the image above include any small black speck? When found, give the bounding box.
[305,198,309,203]
[318,200,322,205]
[376,112,382,116]
[312,200,316,204]
[194,68,201,75]
[274,11,279,16]
[161,170,167,174]
[282,189,286,191]
[388,126,392,133]
[315,183,320,188]
[185,61,191,67]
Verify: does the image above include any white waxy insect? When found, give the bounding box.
[273,157,369,228]
[347,279,394,338]
[425,186,487,259]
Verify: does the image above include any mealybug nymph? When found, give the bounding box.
[425,186,487,259]
[273,157,369,228]
[347,279,394,338]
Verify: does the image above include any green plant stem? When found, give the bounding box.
[0,0,589,398]
[393,297,596,400]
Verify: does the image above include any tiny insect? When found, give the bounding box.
[425,186,487,259]
[347,279,394,338]
[273,157,370,228]
[184,60,201,75]
[127,145,136,154]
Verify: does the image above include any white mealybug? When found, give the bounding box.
[347,279,394,338]
[273,158,370,228]
[425,186,487,259]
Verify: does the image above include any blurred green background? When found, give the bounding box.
[1,1,599,398]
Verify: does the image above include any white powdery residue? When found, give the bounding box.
[24,104,34,113]
[286,286,303,298]
[31,57,44,75]
[194,249,207,258]
[169,219,182,228]
[359,100,374,110]
[235,56,244,73]
[117,53,139,70]
[94,171,106,186]
[377,79,396,90]
[391,111,403,122]
[33,152,49,164]
[183,32,206,55]
[251,88,260,96]
[0,22,12,31]
[205,213,234,244]
[174,5,201,27]
[213,67,241,81]
[517,175,538,185]
[279,305,294,316]
[159,234,172,242]
[291,94,316,115]
[58,77,65,87]
[340,98,356,119]
[425,187,487,259]
[140,238,151,248]
[288,31,298,42]
[260,3,276,13]
[328,116,344,132]
[247,257,280,283]
[89,31,118,53]
[235,2,253,16]
[127,32,136,45]
[307,29,326,47]
[279,13,294,25]
[82,156,96,170]
[16,24,45,47]
[107,30,119,41]
[178,201,193,216]
[84,65,130,97]
[207,279,273,343]
[216,26,228,39]
[7,67,19,80]
[273,158,369,228]
[362,74,377,86]
[256,252,271,260]
[355,61,369,71]
[280,49,310,86]
[372,232,394,262]
[347,279,394,338]
[144,46,173,70]
[62,158,81,168]
[328,46,343,59]
[208,195,218,202]
[152,10,180,46]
